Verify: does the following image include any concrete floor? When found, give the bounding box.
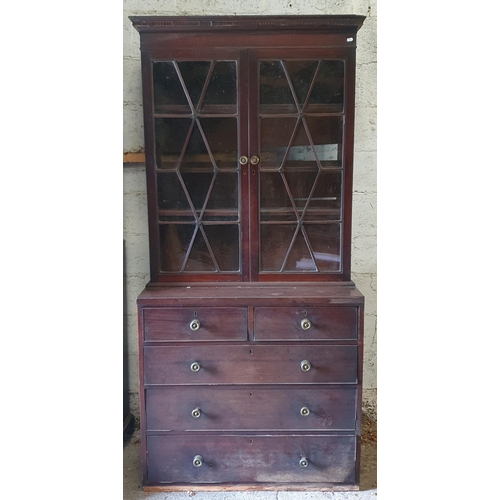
[123,417,377,500]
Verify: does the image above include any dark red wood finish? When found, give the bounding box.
[146,385,356,431]
[132,16,363,283]
[254,306,357,341]
[131,15,366,491]
[142,307,248,342]
[147,434,356,485]
[135,283,364,489]
[143,344,358,385]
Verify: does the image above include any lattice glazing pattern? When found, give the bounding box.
[153,60,240,273]
[259,60,344,273]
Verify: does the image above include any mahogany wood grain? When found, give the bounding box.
[142,307,248,342]
[132,15,362,283]
[146,434,356,485]
[143,484,359,492]
[137,282,364,306]
[131,15,366,490]
[254,306,357,341]
[146,385,356,432]
[144,344,357,385]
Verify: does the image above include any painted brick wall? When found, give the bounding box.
[123,0,377,418]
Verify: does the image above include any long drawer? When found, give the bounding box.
[143,307,248,342]
[144,344,358,385]
[146,385,356,431]
[146,434,356,485]
[254,306,358,341]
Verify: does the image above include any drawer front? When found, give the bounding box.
[254,306,357,341]
[143,307,247,342]
[146,386,356,431]
[147,434,356,484]
[144,344,357,385]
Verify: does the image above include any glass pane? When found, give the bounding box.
[159,224,195,272]
[200,118,238,169]
[260,172,291,209]
[305,224,341,271]
[303,171,342,221]
[180,120,212,172]
[155,118,192,170]
[177,61,211,111]
[305,116,343,168]
[260,117,298,170]
[306,60,344,112]
[260,224,295,272]
[184,228,217,272]
[285,60,319,107]
[201,61,237,114]
[284,228,317,272]
[153,62,190,114]
[283,119,318,171]
[157,172,193,214]
[205,172,239,212]
[260,61,296,114]
[180,172,213,212]
[204,225,240,271]
[283,170,318,210]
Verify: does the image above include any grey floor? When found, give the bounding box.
[123,417,377,500]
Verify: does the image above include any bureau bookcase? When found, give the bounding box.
[131,15,365,491]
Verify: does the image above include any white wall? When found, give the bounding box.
[123,0,377,417]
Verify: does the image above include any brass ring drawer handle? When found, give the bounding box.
[190,319,201,331]
[300,360,311,372]
[191,408,201,418]
[299,457,309,468]
[300,406,310,417]
[239,156,248,165]
[193,455,204,467]
[190,361,201,372]
[250,155,260,165]
[301,318,311,330]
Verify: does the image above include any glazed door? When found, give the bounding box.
[146,50,249,281]
[248,49,355,281]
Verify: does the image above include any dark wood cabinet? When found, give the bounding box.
[131,15,365,491]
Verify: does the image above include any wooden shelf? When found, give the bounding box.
[123,152,145,163]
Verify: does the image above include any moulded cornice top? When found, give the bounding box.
[129,15,365,33]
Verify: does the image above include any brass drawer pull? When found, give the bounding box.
[300,406,310,417]
[193,455,204,467]
[300,360,311,372]
[190,319,201,331]
[299,457,309,468]
[300,318,311,330]
[190,361,201,372]
[191,407,201,418]
[239,156,248,165]
[250,155,260,165]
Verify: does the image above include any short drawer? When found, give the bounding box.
[254,306,358,341]
[142,307,247,342]
[146,434,356,485]
[144,344,357,385]
[146,385,356,432]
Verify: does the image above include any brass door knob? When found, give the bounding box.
[301,318,311,330]
[250,155,260,165]
[300,406,310,417]
[300,360,311,372]
[299,457,309,468]
[191,407,202,418]
[239,156,248,165]
[190,319,201,331]
[190,361,201,372]
[193,455,204,467]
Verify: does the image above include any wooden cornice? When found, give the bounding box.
[129,15,365,33]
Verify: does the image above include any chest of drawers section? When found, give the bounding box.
[137,284,364,491]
